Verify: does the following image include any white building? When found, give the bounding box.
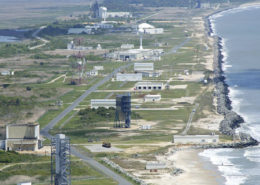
[96,44,102,50]
[99,7,107,20]
[67,41,93,50]
[140,125,151,130]
[106,49,163,61]
[141,71,161,78]
[0,70,14,76]
[134,63,154,72]
[135,82,164,91]
[5,124,41,151]
[17,182,32,185]
[87,70,98,76]
[138,23,164,34]
[173,135,219,144]
[91,99,116,109]
[121,44,135,49]
[67,41,75,50]
[107,12,132,18]
[144,94,161,102]
[94,66,104,71]
[116,73,142,81]
[146,161,166,170]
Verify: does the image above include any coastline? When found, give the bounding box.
[168,6,259,185]
[192,5,260,185]
[206,8,258,146]
[169,149,225,185]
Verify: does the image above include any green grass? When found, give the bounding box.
[72,178,117,185]
[0,160,110,182]
[0,151,49,163]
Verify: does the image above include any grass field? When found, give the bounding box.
[0,0,92,29]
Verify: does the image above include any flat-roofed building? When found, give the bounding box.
[91,99,116,109]
[134,63,154,72]
[173,135,219,144]
[138,23,164,35]
[121,44,134,49]
[17,182,32,185]
[135,82,164,91]
[5,124,41,151]
[106,49,163,61]
[94,66,104,71]
[87,70,98,76]
[107,12,132,18]
[116,73,142,81]
[144,94,161,102]
[141,71,161,78]
[99,7,107,19]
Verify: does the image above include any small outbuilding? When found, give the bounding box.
[116,73,142,82]
[138,23,164,34]
[91,99,116,109]
[134,63,154,72]
[5,124,41,151]
[121,44,134,49]
[94,66,104,71]
[87,70,98,76]
[135,82,164,91]
[144,94,161,102]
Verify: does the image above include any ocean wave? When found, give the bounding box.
[210,5,260,22]
[246,125,260,142]
[229,87,244,114]
[209,6,260,36]
[222,64,232,71]
[244,146,260,162]
[200,149,247,185]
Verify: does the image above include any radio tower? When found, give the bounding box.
[51,134,71,185]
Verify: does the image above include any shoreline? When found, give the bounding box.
[170,149,225,185]
[168,6,260,185]
[190,5,260,185]
[206,7,258,146]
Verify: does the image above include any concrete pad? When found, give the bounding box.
[85,144,123,153]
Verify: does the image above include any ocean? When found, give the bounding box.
[0,35,18,42]
[200,6,260,185]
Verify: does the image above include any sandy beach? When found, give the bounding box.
[171,149,223,185]
[141,148,224,185]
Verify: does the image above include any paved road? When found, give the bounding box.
[29,26,49,50]
[41,62,133,185]
[168,37,191,54]
[71,146,132,185]
[41,63,133,135]
[182,103,199,135]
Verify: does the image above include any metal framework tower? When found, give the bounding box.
[114,93,131,128]
[51,134,71,185]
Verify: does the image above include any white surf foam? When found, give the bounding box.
[200,149,247,185]
[229,87,244,114]
[210,5,260,23]
[244,147,260,162]
[209,5,260,36]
